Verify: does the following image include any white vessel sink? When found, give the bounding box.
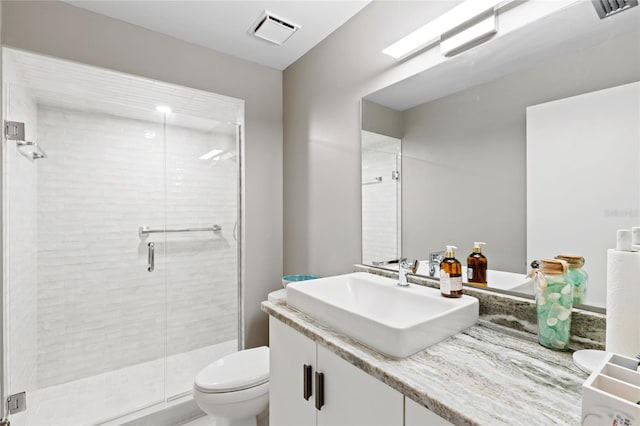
[286,272,479,358]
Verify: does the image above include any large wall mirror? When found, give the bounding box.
[361,1,640,309]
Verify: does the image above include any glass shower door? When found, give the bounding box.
[3,80,169,425]
[164,118,240,400]
[3,46,245,425]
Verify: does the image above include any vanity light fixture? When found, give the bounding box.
[440,13,497,57]
[382,0,507,60]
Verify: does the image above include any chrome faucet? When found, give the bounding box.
[398,259,418,286]
[429,251,445,278]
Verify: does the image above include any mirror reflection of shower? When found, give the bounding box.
[361,130,402,266]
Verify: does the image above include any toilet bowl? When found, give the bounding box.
[194,346,269,426]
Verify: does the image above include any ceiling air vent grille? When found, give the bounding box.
[591,0,638,19]
[250,11,300,46]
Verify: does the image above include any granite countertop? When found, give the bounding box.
[262,295,588,426]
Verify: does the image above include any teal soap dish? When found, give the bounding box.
[282,274,319,288]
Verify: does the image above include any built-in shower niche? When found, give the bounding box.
[2,47,244,425]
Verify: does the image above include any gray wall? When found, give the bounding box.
[283,1,461,277]
[401,30,640,272]
[361,100,403,140]
[1,0,283,349]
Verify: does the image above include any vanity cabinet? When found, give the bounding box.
[405,397,453,426]
[269,317,403,426]
[269,317,316,426]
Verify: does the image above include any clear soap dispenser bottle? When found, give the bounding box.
[440,245,463,298]
[467,242,487,286]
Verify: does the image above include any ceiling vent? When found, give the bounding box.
[250,11,300,45]
[591,0,638,19]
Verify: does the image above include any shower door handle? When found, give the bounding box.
[147,242,155,272]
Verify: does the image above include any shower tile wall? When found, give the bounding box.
[4,82,39,393]
[36,106,238,388]
[165,124,238,355]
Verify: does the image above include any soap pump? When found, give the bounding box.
[440,245,463,298]
[467,242,488,286]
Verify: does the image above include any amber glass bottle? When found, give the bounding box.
[467,242,487,286]
[440,245,463,298]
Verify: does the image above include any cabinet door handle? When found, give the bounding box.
[315,371,324,411]
[303,364,313,400]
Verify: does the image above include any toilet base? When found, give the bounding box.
[194,382,268,426]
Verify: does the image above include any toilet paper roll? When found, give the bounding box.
[606,249,640,357]
[617,229,632,251]
[632,227,640,245]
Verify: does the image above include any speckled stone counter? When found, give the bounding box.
[262,296,588,426]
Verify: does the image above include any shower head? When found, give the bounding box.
[6,121,48,160]
[16,141,48,160]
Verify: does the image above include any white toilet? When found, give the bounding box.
[194,346,270,426]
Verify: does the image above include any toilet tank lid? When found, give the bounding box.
[195,346,269,392]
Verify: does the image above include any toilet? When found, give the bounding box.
[194,346,270,426]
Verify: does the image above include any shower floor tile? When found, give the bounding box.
[10,340,237,426]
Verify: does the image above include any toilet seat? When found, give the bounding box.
[195,346,269,394]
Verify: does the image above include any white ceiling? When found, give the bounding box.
[63,0,370,71]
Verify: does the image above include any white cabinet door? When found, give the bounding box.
[405,397,453,426]
[316,344,403,426]
[270,318,317,426]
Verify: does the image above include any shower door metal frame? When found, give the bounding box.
[236,123,245,351]
[1,73,8,422]
[0,114,7,423]
[0,77,9,421]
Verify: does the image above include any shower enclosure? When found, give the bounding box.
[1,48,244,425]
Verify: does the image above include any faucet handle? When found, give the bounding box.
[430,251,445,263]
[397,259,418,287]
[400,259,418,274]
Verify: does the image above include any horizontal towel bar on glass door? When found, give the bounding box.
[138,225,222,238]
[362,176,382,185]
